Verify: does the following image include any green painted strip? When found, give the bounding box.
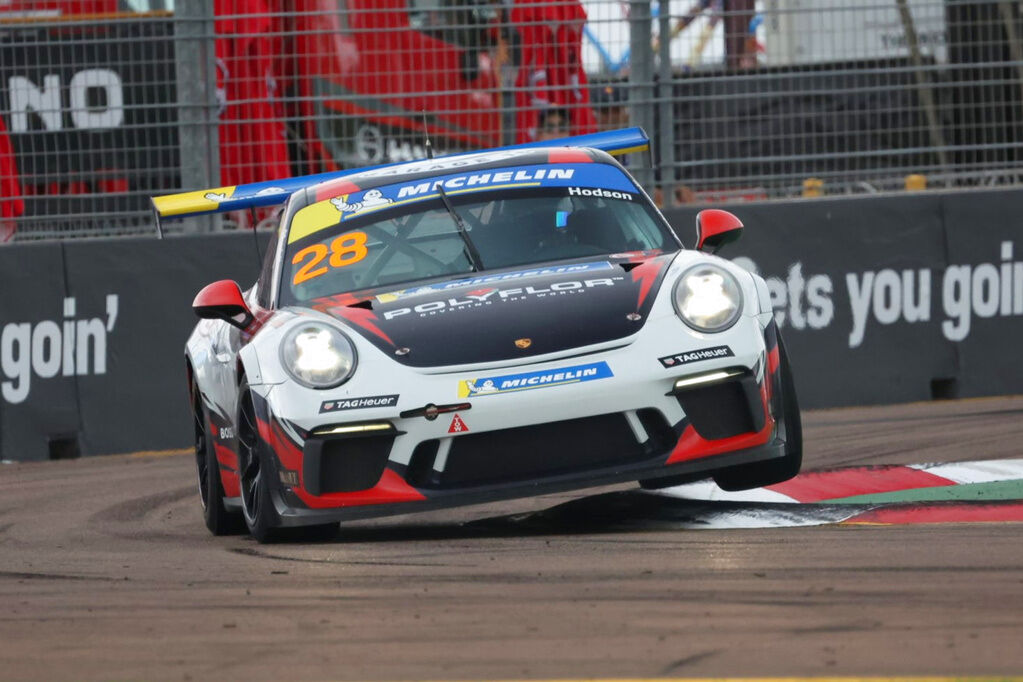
[823,478,1023,505]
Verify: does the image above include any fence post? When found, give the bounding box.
[657,0,676,205]
[628,0,655,193]
[174,0,219,233]
[895,0,950,179]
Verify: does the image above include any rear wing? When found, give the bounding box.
[150,127,650,236]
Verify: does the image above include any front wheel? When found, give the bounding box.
[192,380,243,536]
[236,380,338,543]
[237,380,280,543]
[713,332,803,491]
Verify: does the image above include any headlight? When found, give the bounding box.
[280,323,356,388]
[673,264,743,332]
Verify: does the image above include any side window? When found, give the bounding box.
[119,0,174,10]
[408,0,494,49]
[256,226,281,309]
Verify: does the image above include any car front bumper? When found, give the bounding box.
[250,311,785,526]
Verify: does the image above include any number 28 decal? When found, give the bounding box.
[292,231,369,286]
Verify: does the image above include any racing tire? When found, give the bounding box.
[712,332,803,491]
[236,379,338,544]
[192,380,244,536]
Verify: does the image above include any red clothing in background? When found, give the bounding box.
[0,1,117,14]
[215,0,291,187]
[0,115,24,226]
[511,0,597,143]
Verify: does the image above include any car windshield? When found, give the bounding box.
[279,173,678,305]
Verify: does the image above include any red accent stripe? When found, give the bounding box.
[256,416,273,446]
[220,470,241,498]
[629,257,665,310]
[257,415,425,509]
[547,149,592,164]
[846,501,1023,525]
[314,180,361,202]
[330,305,396,346]
[666,416,774,464]
[269,421,304,473]
[213,443,238,471]
[311,293,365,312]
[666,381,774,464]
[768,466,958,503]
[767,345,780,376]
[296,468,426,509]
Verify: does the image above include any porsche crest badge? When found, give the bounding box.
[514,338,532,349]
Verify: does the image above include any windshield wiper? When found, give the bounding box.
[435,183,484,272]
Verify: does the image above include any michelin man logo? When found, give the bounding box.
[330,189,392,214]
[466,379,498,395]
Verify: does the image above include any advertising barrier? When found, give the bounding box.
[1,232,266,461]
[1,189,1022,461]
[665,188,1023,408]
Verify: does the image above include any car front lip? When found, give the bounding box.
[269,435,786,526]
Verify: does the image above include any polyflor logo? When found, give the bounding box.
[381,277,622,320]
[375,262,614,304]
[1,296,118,405]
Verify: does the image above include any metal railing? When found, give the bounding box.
[1,0,1021,240]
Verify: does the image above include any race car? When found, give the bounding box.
[154,128,801,542]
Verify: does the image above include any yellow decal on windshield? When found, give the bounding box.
[289,199,345,244]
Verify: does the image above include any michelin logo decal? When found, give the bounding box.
[396,167,574,198]
[331,188,393,214]
[458,361,613,398]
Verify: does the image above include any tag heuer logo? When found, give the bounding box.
[658,345,734,368]
[514,338,532,349]
[319,394,399,413]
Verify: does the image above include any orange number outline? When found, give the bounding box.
[328,231,369,268]
[291,244,329,285]
[291,231,370,287]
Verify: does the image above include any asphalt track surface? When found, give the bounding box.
[2,397,1023,681]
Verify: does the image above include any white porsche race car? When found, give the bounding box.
[154,128,801,542]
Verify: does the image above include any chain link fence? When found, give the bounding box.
[1,0,1021,240]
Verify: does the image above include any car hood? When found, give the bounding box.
[305,253,676,368]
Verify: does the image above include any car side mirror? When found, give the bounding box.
[193,280,253,330]
[695,209,744,254]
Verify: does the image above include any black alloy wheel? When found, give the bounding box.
[237,382,277,543]
[236,379,338,544]
[192,380,243,535]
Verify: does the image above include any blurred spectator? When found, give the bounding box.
[590,82,628,132]
[215,0,291,188]
[537,108,570,141]
[653,184,695,208]
[0,115,24,244]
[510,0,596,143]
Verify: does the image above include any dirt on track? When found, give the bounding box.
[1,397,1022,681]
